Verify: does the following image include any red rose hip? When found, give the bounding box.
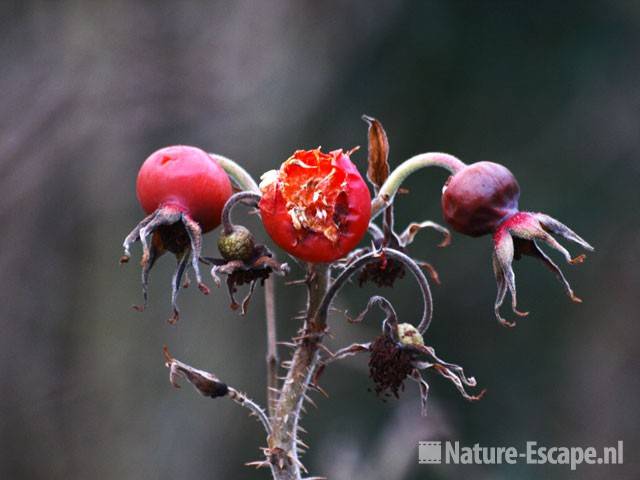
[436,159,592,327]
[121,145,232,323]
[441,161,520,237]
[136,145,232,233]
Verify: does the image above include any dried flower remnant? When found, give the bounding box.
[319,296,484,416]
[368,331,414,398]
[349,220,451,288]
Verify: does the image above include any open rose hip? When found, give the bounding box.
[258,148,371,263]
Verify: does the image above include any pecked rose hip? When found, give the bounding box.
[258,148,371,263]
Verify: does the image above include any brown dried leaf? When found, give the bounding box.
[163,346,229,398]
[362,115,390,190]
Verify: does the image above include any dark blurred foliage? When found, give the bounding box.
[1,1,638,479]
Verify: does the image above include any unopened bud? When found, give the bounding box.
[218,225,255,261]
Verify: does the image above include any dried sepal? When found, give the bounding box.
[346,295,398,333]
[121,210,157,263]
[362,115,390,190]
[514,238,581,302]
[312,342,371,387]
[205,244,289,315]
[325,343,371,363]
[411,344,479,390]
[121,205,210,323]
[346,218,449,288]
[169,252,191,324]
[138,207,182,266]
[399,220,451,248]
[492,211,594,326]
[534,212,594,252]
[181,214,210,294]
[493,230,529,327]
[410,369,431,417]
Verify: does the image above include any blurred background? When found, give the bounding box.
[1,1,638,479]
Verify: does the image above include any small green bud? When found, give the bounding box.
[397,323,424,347]
[218,226,255,261]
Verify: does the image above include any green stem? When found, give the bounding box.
[210,153,260,193]
[371,152,466,218]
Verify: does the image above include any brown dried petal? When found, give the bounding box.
[362,115,390,190]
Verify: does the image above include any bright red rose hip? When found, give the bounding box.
[137,145,232,232]
[259,148,371,263]
[122,145,232,323]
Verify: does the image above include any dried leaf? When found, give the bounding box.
[362,115,390,190]
[163,346,229,398]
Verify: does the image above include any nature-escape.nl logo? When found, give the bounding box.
[418,441,624,471]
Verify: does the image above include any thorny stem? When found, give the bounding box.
[268,250,432,478]
[371,152,466,218]
[316,248,433,333]
[221,191,261,235]
[164,347,271,434]
[227,386,272,435]
[270,263,330,480]
[210,152,280,424]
